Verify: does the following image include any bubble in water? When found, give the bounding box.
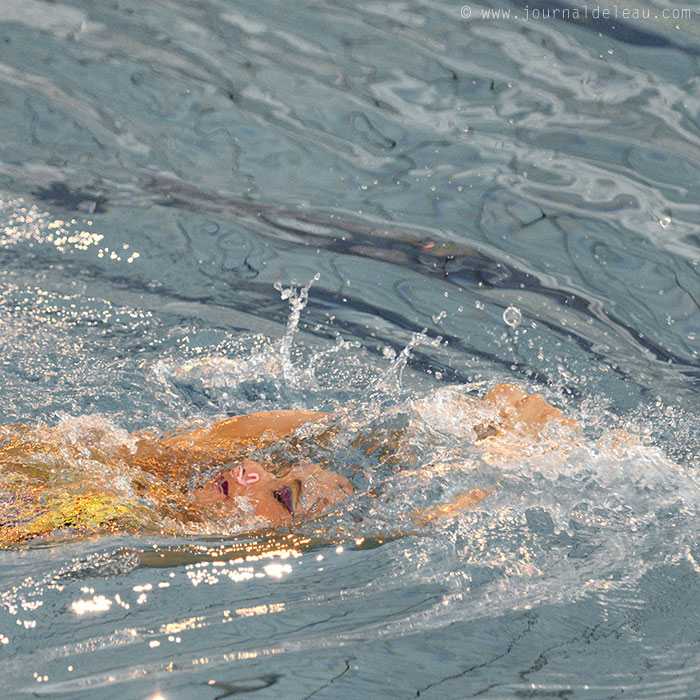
[503,305,522,328]
[660,216,671,229]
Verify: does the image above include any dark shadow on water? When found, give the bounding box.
[32,182,109,214]
[509,0,700,55]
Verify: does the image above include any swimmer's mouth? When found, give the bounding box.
[216,477,229,497]
[273,482,299,518]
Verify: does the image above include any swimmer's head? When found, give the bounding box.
[194,459,352,525]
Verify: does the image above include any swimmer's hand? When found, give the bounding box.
[410,488,491,525]
[477,383,578,439]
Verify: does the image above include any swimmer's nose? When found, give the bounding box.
[234,462,261,486]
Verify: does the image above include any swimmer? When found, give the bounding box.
[0,383,574,542]
[139,382,575,526]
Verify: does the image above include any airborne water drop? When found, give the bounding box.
[503,305,522,328]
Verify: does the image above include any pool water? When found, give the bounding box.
[0,0,699,697]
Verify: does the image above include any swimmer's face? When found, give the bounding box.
[194,460,278,510]
[194,459,352,524]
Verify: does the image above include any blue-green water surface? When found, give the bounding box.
[0,1,699,698]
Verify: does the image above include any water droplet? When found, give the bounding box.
[503,305,522,328]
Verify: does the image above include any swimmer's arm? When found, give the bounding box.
[358,383,577,458]
[124,382,574,469]
[118,410,328,471]
[408,386,577,525]
[164,410,328,449]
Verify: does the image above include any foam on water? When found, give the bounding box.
[2,278,696,553]
[0,388,697,696]
[4,295,697,685]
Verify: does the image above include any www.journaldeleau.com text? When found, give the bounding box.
[473,5,693,21]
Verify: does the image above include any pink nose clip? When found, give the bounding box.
[234,464,260,486]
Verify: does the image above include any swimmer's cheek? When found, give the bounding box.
[193,483,221,505]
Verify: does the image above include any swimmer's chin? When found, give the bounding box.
[193,487,296,527]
